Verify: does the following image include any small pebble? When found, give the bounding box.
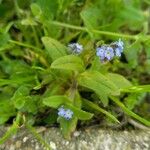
[50,141,56,150]
[65,141,69,145]
[73,131,80,137]
[9,145,15,150]
[23,136,29,143]
[15,140,22,148]
[35,144,40,150]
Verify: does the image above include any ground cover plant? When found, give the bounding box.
[0,0,150,149]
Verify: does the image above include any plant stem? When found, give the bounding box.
[0,112,22,144]
[51,21,138,40]
[14,0,22,18]
[25,124,51,150]
[52,21,86,31]
[9,40,42,53]
[128,118,150,130]
[110,96,150,127]
[31,26,40,47]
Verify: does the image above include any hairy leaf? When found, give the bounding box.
[51,55,85,72]
[42,37,67,61]
[43,95,71,108]
[78,71,119,106]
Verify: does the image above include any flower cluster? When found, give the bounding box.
[96,39,124,61]
[58,106,73,120]
[68,43,83,54]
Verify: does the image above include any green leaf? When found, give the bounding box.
[0,100,16,117]
[0,60,36,86]
[78,71,119,106]
[43,82,63,97]
[58,117,77,140]
[65,103,93,120]
[80,5,100,30]
[0,32,11,52]
[90,56,103,71]
[124,93,146,110]
[125,40,142,68]
[119,5,146,30]
[82,99,119,123]
[36,0,58,20]
[30,3,42,18]
[11,86,31,109]
[0,116,9,125]
[0,76,35,86]
[121,85,150,93]
[106,73,132,89]
[42,36,67,61]
[43,95,71,108]
[0,32,10,47]
[22,96,38,114]
[73,91,82,108]
[51,55,85,72]
[14,97,26,109]
[21,18,37,26]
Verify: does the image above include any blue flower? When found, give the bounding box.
[58,106,74,120]
[104,47,114,60]
[118,39,124,47]
[96,46,114,61]
[64,109,74,120]
[115,48,122,57]
[112,39,124,56]
[96,39,124,61]
[68,43,83,54]
[96,46,105,61]
[58,106,66,117]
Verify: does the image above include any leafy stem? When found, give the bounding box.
[9,39,42,53]
[51,21,140,40]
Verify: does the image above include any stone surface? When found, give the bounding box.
[0,126,150,150]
